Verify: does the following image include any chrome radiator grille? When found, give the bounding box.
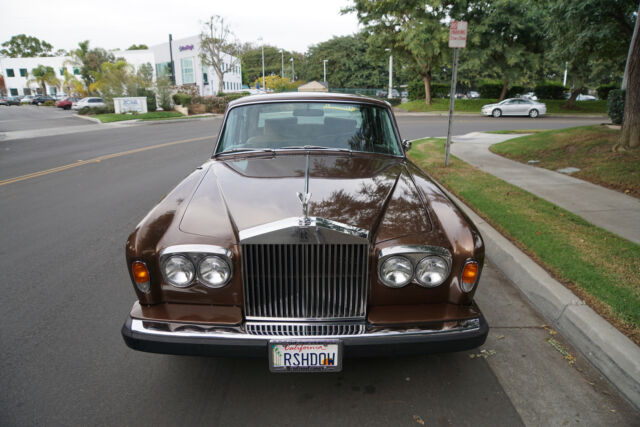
[241,244,369,320]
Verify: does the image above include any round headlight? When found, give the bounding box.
[163,255,195,288]
[198,256,231,288]
[380,256,413,288]
[415,256,450,287]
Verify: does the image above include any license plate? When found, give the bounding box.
[269,340,342,372]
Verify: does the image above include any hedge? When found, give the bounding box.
[534,81,567,100]
[607,89,625,125]
[597,83,618,101]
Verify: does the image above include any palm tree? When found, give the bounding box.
[28,65,60,95]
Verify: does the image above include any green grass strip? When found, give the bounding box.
[92,111,185,123]
[409,138,640,341]
[399,98,607,115]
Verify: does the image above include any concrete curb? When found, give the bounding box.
[439,187,640,410]
[74,114,102,124]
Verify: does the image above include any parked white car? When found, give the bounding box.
[20,95,35,104]
[482,98,547,118]
[576,94,597,101]
[72,97,106,110]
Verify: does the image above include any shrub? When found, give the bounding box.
[136,88,157,112]
[607,89,625,125]
[77,106,115,115]
[534,81,567,100]
[172,93,192,106]
[597,83,618,101]
[43,100,56,106]
[507,85,527,98]
[478,80,503,98]
[408,80,449,100]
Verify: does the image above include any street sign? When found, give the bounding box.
[449,21,468,48]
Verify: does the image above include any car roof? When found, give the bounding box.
[228,91,391,109]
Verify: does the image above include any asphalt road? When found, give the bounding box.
[0,107,635,426]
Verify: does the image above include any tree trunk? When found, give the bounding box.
[423,71,432,105]
[563,88,583,109]
[216,69,224,95]
[619,7,640,150]
[498,77,509,101]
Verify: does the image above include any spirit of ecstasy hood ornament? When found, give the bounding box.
[297,154,311,226]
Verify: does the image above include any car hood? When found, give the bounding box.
[482,103,498,108]
[179,153,432,244]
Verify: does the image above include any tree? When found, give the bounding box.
[91,60,136,106]
[461,0,545,101]
[344,0,450,105]
[199,15,241,94]
[618,3,640,150]
[304,33,388,88]
[127,44,148,50]
[27,65,59,95]
[251,75,298,92]
[1,34,54,57]
[68,41,115,94]
[136,63,154,89]
[546,0,637,107]
[61,69,84,97]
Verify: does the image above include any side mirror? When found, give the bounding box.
[402,139,412,152]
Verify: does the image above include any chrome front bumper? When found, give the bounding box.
[122,315,488,358]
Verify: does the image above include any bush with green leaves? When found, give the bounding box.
[172,93,192,106]
[534,81,567,100]
[478,80,503,98]
[77,106,115,115]
[43,100,56,106]
[408,80,449,100]
[136,88,157,112]
[596,83,618,101]
[607,89,625,125]
[507,85,527,98]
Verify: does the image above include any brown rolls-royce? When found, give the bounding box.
[121,92,488,372]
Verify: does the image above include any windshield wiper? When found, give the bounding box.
[215,148,275,156]
[279,145,352,153]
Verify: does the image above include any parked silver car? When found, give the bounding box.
[72,97,106,110]
[482,98,547,118]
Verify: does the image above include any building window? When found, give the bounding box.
[6,69,15,77]
[156,62,171,78]
[10,88,18,96]
[20,68,28,77]
[73,68,80,75]
[202,68,208,85]
[59,68,65,76]
[181,58,194,84]
[23,88,31,95]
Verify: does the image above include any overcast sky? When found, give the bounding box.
[1,0,361,54]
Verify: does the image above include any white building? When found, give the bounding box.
[149,34,242,96]
[0,35,241,97]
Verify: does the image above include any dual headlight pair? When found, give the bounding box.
[160,245,233,289]
[378,246,454,289]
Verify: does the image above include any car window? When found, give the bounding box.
[217,102,402,156]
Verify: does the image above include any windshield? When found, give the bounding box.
[216,102,402,156]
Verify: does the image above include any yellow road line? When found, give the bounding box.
[0,135,213,187]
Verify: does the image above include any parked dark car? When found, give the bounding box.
[32,95,56,105]
[56,97,78,110]
[121,92,488,372]
[1,96,21,106]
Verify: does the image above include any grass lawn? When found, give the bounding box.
[399,98,607,115]
[408,138,640,344]
[490,125,639,198]
[91,111,184,123]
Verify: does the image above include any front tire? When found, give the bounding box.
[492,109,502,118]
[529,109,539,118]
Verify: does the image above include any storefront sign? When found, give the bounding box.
[178,44,194,52]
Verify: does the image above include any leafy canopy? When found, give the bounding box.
[1,34,54,57]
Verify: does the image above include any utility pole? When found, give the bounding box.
[290,57,295,82]
[563,62,568,87]
[281,49,284,79]
[168,34,175,85]
[259,37,265,91]
[323,59,328,83]
[445,21,467,167]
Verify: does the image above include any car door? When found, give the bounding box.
[500,99,517,115]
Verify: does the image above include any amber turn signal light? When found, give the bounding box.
[461,261,479,292]
[132,261,151,293]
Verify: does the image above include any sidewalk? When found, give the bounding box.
[449,132,640,245]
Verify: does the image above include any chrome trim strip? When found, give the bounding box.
[160,244,232,259]
[239,216,369,244]
[245,316,366,322]
[130,318,481,340]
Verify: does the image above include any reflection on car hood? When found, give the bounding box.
[482,103,498,108]
[179,153,432,243]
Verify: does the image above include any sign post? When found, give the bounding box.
[445,21,467,166]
